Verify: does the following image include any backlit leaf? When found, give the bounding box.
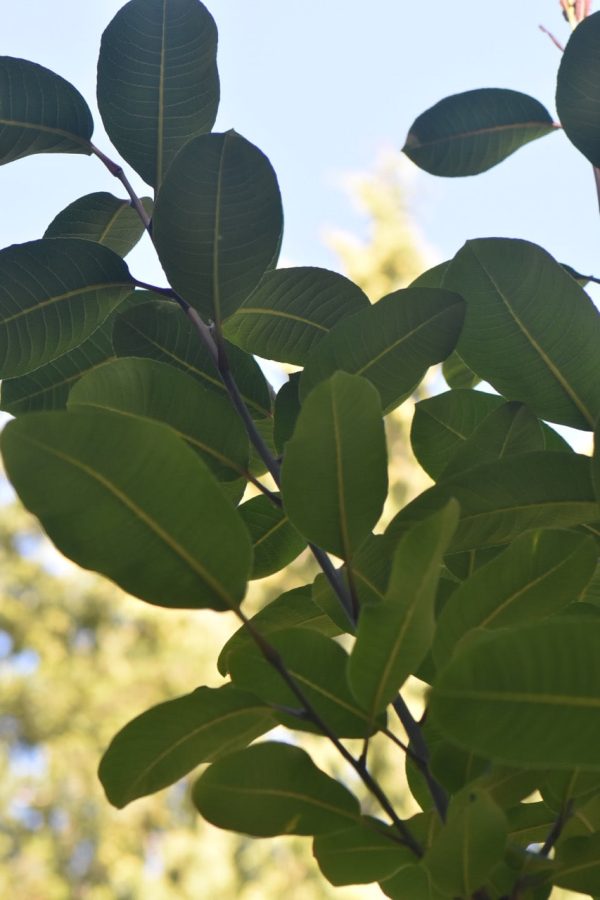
[557,12,600,167]
[238,494,306,579]
[313,818,414,886]
[44,191,152,257]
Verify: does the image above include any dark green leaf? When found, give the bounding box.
[505,802,555,846]
[228,628,381,738]
[217,585,341,676]
[152,131,283,323]
[300,287,465,413]
[0,238,133,378]
[430,619,600,768]
[273,373,301,454]
[403,88,555,176]
[433,529,598,667]
[381,863,448,899]
[68,357,249,483]
[423,790,507,896]
[313,818,414,886]
[541,768,600,813]
[44,192,152,257]
[112,298,272,418]
[238,494,306,579]
[99,684,275,808]
[555,833,600,894]
[1,409,251,610]
[442,351,480,389]
[557,13,600,167]
[281,372,388,559]
[224,267,369,365]
[97,0,219,188]
[192,741,360,836]
[387,452,597,552]
[446,239,600,429]
[0,57,93,163]
[348,503,458,717]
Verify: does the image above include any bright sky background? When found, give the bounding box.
[0,0,598,289]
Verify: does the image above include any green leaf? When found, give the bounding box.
[430,619,600,768]
[112,298,272,418]
[238,494,306,580]
[445,239,600,429]
[433,529,598,667]
[387,452,597,552]
[44,192,152,257]
[192,741,360,836]
[0,238,133,378]
[348,503,458,718]
[300,287,465,413]
[281,372,388,559]
[0,57,93,163]
[442,351,480,389]
[217,585,341,676]
[555,833,600,894]
[380,863,448,900]
[411,389,570,481]
[224,267,369,365]
[68,357,249,483]
[557,13,600,167]
[152,131,283,323]
[313,818,414,886]
[1,409,252,610]
[403,88,555,176]
[506,802,555,846]
[99,684,275,808]
[541,768,600,813]
[228,628,381,738]
[441,401,545,478]
[97,0,219,188]
[273,373,301,454]
[423,790,508,896]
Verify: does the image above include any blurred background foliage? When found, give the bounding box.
[0,156,578,898]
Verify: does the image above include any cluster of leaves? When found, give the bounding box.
[1,0,600,897]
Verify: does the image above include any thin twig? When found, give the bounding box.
[539,24,565,50]
[90,143,152,231]
[393,697,448,820]
[540,798,574,857]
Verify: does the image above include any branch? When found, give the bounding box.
[90,144,152,231]
[540,798,574,857]
[393,697,448,821]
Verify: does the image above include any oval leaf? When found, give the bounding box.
[1,409,252,610]
[99,684,275,808]
[44,191,152,257]
[314,818,414,886]
[430,619,600,768]
[238,494,306,580]
[403,88,556,176]
[68,357,249,482]
[0,238,133,378]
[97,0,219,188]
[224,267,369,365]
[153,131,283,323]
[300,287,465,413]
[445,239,600,430]
[0,57,93,163]
[557,12,600,167]
[192,741,360,836]
[281,372,388,559]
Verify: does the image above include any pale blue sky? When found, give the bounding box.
[0,1,597,288]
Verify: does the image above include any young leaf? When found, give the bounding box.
[152,131,283,324]
[228,628,381,738]
[554,833,600,895]
[281,372,388,559]
[113,298,272,418]
[430,619,600,768]
[348,502,458,717]
[238,494,306,580]
[387,452,597,552]
[1,409,252,610]
[433,529,598,667]
[44,192,153,257]
[313,818,414,886]
[97,0,219,188]
[99,684,275,808]
[0,57,93,163]
[192,741,360,836]
[68,357,249,483]
[445,239,600,430]
[423,790,508,896]
[0,238,133,378]
[217,585,341,676]
[224,267,369,365]
[403,88,556,176]
[557,12,600,167]
[300,287,465,413]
